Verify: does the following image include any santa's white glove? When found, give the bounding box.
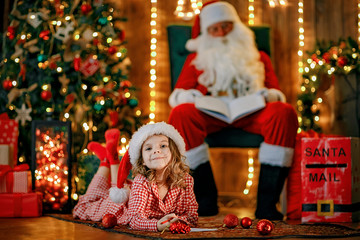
[257,88,286,103]
[169,89,203,108]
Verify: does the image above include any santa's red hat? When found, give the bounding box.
[109,122,186,203]
[186,1,241,52]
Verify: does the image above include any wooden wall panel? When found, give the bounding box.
[114,0,358,123]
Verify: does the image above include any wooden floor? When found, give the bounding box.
[1,214,359,240]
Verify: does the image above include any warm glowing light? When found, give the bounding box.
[248,0,255,25]
[174,0,202,20]
[149,0,158,122]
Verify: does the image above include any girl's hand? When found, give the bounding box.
[157,213,178,232]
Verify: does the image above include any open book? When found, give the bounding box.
[194,92,265,124]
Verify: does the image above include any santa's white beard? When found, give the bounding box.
[192,26,265,97]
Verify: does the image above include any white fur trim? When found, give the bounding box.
[109,187,130,204]
[129,122,186,165]
[267,88,286,103]
[168,88,203,108]
[185,37,200,52]
[259,142,294,167]
[200,2,240,34]
[185,143,210,170]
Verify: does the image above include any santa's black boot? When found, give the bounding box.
[191,161,219,216]
[255,164,289,220]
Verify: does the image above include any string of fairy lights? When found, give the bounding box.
[149,0,158,123]
[174,0,202,20]
[358,0,360,42]
[297,0,305,132]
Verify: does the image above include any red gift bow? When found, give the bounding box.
[0,164,30,193]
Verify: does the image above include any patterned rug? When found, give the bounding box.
[49,214,360,239]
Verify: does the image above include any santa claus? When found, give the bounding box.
[168,1,298,219]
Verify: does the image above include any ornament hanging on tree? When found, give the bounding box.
[108,46,117,55]
[256,219,274,235]
[15,103,32,126]
[39,30,50,40]
[80,55,100,77]
[26,12,42,28]
[2,79,13,91]
[73,55,81,71]
[59,74,70,95]
[81,3,92,15]
[82,28,94,42]
[41,90,52,101]
[54,21,74,43]
[128,98,138,108]
[118,30,125,42]
[7,26,16,40]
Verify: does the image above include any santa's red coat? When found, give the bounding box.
[168,51,298,166]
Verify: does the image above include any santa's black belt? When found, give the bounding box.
[302,202,360,213]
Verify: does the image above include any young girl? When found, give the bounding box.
[73,122,198,232]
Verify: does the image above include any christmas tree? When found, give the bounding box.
[0,0,147,165]
[297,37,359,132]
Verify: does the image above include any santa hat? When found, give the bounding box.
[186,1,241,52]
[109,122,186,203]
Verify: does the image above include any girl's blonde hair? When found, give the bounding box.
[132,135,190,189]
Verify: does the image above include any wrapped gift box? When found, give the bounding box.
[301,137,360,222]
[0,164,31,193]
[0,145,11,166]
[0,192,43,217]
[0,119,18,167]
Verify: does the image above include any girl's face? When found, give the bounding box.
[141,135,172,171]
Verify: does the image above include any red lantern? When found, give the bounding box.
[41,90,52,101]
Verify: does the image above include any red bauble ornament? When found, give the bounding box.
[108,46,117,55]
[120,80,132,88]
[118,30,125,42]
[102,214,117,228]
[81,3,92,14]
[39,30,50,40]
[337,56,348,67]
[7,26,15,40]
[240,217,252,229]
[2,79,13,91]
[223,214,239,228]
[41,90,52,101]
[93,39,99,46]
[256,219,274,235]
[322,52,331,64]
[169,221,191,234]
[73,56,81,71]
